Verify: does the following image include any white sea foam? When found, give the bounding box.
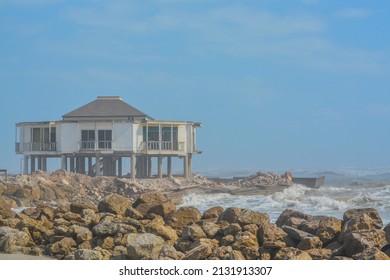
[178,182,390,224]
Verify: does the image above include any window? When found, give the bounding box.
[81,130,95,149]
[98,130,112,149]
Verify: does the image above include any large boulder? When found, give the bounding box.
[384,223,390,243]
[132,192,168,216]
[343,208,383,230]
[357,248,390,260]
[275,209,312,228]
[147,202,176,218]
[70,202,97,214]
[343,229,387,257]
[47,237,77,256]
[0,226,30,253]
[181,225,206,241]
[158,244,183,260]
[144,223,178,245]
[273,247,312,260]
[0,196,16,219]
[219,207,269,227]
[257,223,287,246]
[126,233,165,260]
[282,225,314,241]
[166,207,202,230]
[98,194,132,216]
[203,206,224,220]
[74,249,103,260]
[92,222,119,237]
[316,217,342,244]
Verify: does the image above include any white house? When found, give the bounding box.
[15,96,201,178]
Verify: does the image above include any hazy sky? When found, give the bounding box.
[1,0,390,174]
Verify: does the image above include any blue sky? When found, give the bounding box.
[1,0,390,174]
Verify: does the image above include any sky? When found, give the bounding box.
[1,0,390,175]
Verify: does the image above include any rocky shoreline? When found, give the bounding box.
[0,171,389,260]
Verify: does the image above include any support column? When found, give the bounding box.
[31,156,36,173]
[183,155,188,178]
[131,154,136,180]
[88,157,93,176]
[167,156,172,177]
[158,156,163,179]
[42,156,47,172]
[148,157,152,177]
[37,156,42,171]
[78,157,86,174]
[61,155,67,171]
[70,157,75,173]
[95,155,101,176]
[188,154,192,179]
[118,158,122,177]
[24,156,29,175]
[112,157,117,176]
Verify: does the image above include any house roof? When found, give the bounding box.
[62,96,154,120]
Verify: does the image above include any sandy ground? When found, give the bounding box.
[0,253,53,260]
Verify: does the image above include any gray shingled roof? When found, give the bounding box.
[62,96,153,120]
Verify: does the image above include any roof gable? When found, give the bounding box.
[62,96,153,120]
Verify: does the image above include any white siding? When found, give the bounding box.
[134,124,143,152]
[59,123,79,153]
[178,125,187,153]
[113,122,133,151]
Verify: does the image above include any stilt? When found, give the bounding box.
[37,157,42,171]
[31,156,36,173]
[24,156,28,175]
[61,155,67,171]
[148,157,152,177]
[131,154,136,180]
[88,157,93,176]
[158,156,163,179]
[188,154,192,179]
[118,158,122,177]
[183,155,188,178]
[42,156,47,172]
[95,154,100,176]
[167,156,172,177]
[70,157,75,173]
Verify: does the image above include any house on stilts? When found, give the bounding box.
[15,96,201,178]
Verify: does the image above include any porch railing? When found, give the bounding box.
[22,142,57,152]
[79,141,113,151]
[141,141,184,152]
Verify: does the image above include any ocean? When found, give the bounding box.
[179,168,390,225]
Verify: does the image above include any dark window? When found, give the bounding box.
[81,130,95,149]
[98,130,112,149]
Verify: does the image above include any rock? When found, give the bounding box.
[158,245,183,260]
[276,209,312,228]
[70,202,97,214]
[144,223,178,245]
[201,222,220,239]
[211,246,246,260]
[232,231,259,260]
[297,236,323,250]
[48,237,76,256]
[92,222,119,237]
[98,194,132,216]
[326,241,344,256]
[384,223,390,243]
[343,208,383,230]
[38,207,56,221]
[147,202,176,218]
[133,192,168,216]
[126,233,165,260]
[357,247,390,260]
[124,207,143,220]
[74,249,103,260]
[181,240,215,260]
[97,237,115,250]
[219,207,269,227]
[306,248,332,260]
[166,207,202,230]
[316,217,342,244]
[182,225,206,241]
[0,226,30,253]
[0,196,16,219]
[258,223,287,245]
[111,246,128,260]
[274,247,312,260]
[223,223,242,236]
[282,225,314,241]
[343,229,387,257]
[203,206,224,219]
[298,220,318,234]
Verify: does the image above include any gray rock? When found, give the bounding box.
[182,225,206,241]
[343,229,387,257]
[126,233,165,260]
[74,249,103,260]
[0,226,30,253]
[92,222,119,237]
[282,225,314,241]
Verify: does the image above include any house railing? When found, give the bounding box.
[79,141,113,151]
[141,141,184,152]
[21,142,57,152]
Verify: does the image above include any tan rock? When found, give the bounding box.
[182,225,206,241]
[126,233,165,260]
[297,236,323,250]
[203,206,224,219]
[274,247,312,260]
[144,223,178,245]
[219,207,269,226]
[147,202,176,218]
[98,194,132,216]
[343,229,387,257]
[356,247,390,260]
[316,217,342,244]
[166,207,202,230]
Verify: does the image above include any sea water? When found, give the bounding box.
[179,169,390,225]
